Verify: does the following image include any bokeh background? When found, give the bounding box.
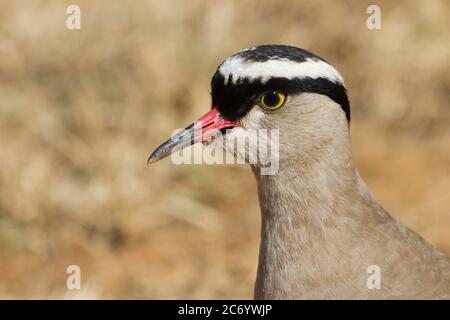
[0,0,449,299]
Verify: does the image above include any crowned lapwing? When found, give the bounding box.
[148,45,450,299]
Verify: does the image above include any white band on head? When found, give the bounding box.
[218,56,344,85]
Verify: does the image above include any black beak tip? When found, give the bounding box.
[147,124,196,165]
[147,144,170,165]
[147,152,160,165]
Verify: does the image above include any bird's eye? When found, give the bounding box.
[259,91,286,110]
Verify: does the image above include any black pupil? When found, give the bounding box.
[264,92,280,107]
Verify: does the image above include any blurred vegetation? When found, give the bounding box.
[0,0,449,298]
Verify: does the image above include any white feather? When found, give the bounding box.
[219,56,344,85]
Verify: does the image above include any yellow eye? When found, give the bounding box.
[259,91,286,110]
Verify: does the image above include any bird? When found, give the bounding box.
[148,45,450,299]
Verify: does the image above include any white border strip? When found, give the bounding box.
[219,57,344,85]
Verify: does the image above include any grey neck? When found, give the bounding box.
[251,136,375,299]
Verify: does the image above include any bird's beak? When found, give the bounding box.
[147,107,239,164]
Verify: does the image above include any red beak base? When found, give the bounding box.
[147,107,239,164]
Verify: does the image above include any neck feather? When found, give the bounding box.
[252,129,377,299]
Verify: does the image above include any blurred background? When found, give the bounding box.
[0,0,449,299]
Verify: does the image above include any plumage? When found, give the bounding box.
[148,45,450,299]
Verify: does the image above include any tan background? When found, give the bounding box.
[0,0,449,298]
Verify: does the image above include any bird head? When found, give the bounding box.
[148,45,350,170]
